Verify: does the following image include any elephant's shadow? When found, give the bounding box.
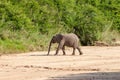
[29,54,78,56]
[29,54,53,56]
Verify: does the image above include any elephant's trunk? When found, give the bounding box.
[47,40,52,55]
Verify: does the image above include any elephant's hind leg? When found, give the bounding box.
[72,47,76,55]
[77,47,83,55]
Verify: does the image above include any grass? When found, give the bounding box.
[0,39,26,54]
[99,21,120,45]
[0,26,119,55]
[0,29,58,55]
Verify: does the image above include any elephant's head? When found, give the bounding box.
[47,34,63,55]
[50,36,57,43]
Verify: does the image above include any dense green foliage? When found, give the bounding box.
[0,0,120,54]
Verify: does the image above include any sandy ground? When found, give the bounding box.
[0,46,120,80]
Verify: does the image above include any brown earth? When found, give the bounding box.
[0,46,120,80]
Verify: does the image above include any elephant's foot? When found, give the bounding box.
[79,52,83,55]
[63,53,66,55]
[72,53,75,55]
[54,54,58,55]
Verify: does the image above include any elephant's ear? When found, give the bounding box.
[52,36,55,40]
[51,36,56,43]
[57,34,63,40]
[60,34,63,40]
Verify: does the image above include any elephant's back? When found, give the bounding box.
[63,33,79,47]
[64,33,79,40]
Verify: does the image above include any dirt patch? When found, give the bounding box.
[0,46,120,80]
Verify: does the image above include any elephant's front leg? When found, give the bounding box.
[54,44,61,55]
[62,46,66,55]
[55,40,64,55]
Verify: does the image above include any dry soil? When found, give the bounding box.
[0,46,120,80]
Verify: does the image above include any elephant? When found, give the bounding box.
[47,33,83,55]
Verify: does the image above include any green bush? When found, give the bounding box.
[73,4,108,45]
[0,0,120,54]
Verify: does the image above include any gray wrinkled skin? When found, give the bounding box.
[47,33,83,55]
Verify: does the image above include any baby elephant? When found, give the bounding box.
[47,33,83,55]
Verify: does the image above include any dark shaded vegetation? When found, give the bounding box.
[0,0,120,54]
